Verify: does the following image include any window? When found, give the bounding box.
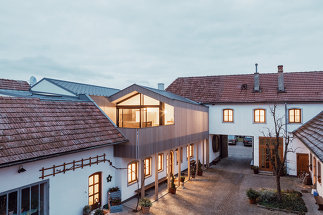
[254,109,266,123]
[89,172,101,209]
[176,148,183,165]
[117,93,175,128]
[319,162,322,184]
[187,144,194,159]
[0,181,48,215]
[158,154,164,172]
[144,157,152,177]
[128,161,138,184]
[223,109,233,122]
[289,109,301,123]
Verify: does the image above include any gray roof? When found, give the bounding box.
[40,78,120,97]
[293,111,323,162]
[139,85,200,105]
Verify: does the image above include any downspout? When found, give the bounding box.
[284,102,288,168]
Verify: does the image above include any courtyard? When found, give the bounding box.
[122,142,321,215]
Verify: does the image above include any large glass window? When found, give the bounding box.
[0,181,48,215]
[117,93,174,128]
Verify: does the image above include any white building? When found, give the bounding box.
[166,66,323,176]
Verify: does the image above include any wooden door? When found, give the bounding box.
[297,153,309,176]
[89,172,101,209]
[259,137,283,171]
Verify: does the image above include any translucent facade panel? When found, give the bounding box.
[143,95,159,105]
[165,103,174,125]
[118,94,140,106]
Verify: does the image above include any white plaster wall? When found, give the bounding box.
[0,146,116,215]
[286,138,310,176]
[31,80,75,96]
[208,103,322,170]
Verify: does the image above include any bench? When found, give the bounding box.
[135,177,168,194]
[314,196,323,210]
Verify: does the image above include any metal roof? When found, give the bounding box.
[293,111,323,162]
[41,78,120,97]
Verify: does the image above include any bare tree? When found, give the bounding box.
[262,104,292,201]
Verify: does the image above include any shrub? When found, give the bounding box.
[258,189,276,203]
[181,176,185,182]
[108,186,120,192]
[170,174,176,189]
[83,205,91,213]
[94,209,104,215]
[246,188,260,200]
[139,198,152,207]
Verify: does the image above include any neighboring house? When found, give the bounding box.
[0,79,127,215]
[30,78,212,201]
[166,66,323,175]
[291,112,323,196]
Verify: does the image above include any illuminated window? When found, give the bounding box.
[128,161,138,184]
[289,109,301,123]
[164,103,175,125]
[176,147,183,164]
[89,172,101,209]
[254,109,266,123]
[158,154,163,172]
[187,144,194,159]
[144,158,152,177]
[223,109,233,122]
[319,162,321,184]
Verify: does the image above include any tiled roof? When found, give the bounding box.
[41,78,120,97]
[293,111,323,162]
[166,71,323,104]
[0,97,127,167]
[0,79,30,91]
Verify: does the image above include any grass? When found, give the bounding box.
[256,189,307,214]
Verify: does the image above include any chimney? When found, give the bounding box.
[277,65,285,92]
[254,63,260,92]
[158,83,164,90]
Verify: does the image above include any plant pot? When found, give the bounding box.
[109,190,121,199]
[103,209,109,215]
[141,206,150,214]
[180,178,185,183]
[169,187,176,194]
[249,198,257,204]
[197,171,203,176]
[191,174,196,178]
[253,169,259,174]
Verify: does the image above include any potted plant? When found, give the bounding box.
[139,198,152,214]
[252,166,259,174]
[168,174,176,194]
[102,204,109,215]
[94,209,104,215]
[191,168,196,178]
[108,186,121,199]
[180,176,185,183]
[108,186,122,213]
[83,205,91,215]
[110,198,121,206]
[197,160,203,176]
[246,188,260,204]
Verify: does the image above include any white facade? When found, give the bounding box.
[208,102,322,175]
[0,146,116,215]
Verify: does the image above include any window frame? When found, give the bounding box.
[254,109,266,123]
[223,109,234,123]
[318,161,322,184]
[144,157,152,178]
[88,172,102,209]
[288,108,302,123]
[158,153,164,172]
[127,161,139,185]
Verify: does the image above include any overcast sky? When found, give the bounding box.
[1,0,323,89]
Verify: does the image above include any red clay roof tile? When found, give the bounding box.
[0,79,30,91]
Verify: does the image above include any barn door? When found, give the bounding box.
[297,153,309,176]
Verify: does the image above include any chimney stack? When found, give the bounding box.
[158,83,164,90]
[254,63,260,92]
[277,65,285,92]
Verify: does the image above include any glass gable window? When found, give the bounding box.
[117,93,175,128]
[0,181,48,215]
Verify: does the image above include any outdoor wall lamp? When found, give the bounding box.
[18,165,26,173]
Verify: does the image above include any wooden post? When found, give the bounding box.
[202,139,205,167]
[177,148,181,187]
[206,138,210,167]
[187,145,191,180]
[167,152,171,189]
[196,142,199,175]
[141,159,145,198]
[154,153,158,201]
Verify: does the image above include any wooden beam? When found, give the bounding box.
[196,142,199,175]
[140,159,145,198]
[187,145,190,180]
[177,148,181,187]
[154,153,158,201]
[202,139,205,167]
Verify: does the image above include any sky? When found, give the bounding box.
[0,0,323,89]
